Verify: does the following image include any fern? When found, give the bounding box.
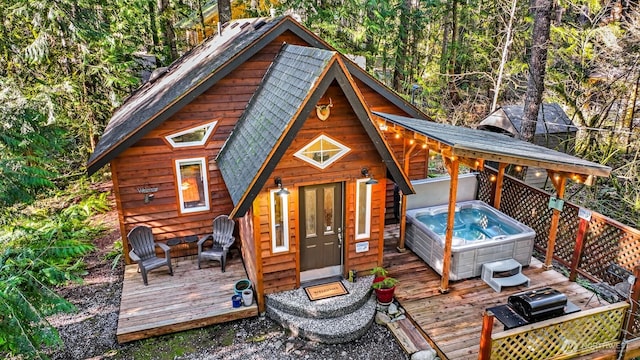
[0,186,109,359]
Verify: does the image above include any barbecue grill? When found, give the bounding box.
[487,287,581,330]
[508,287,567,322]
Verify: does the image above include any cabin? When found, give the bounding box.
[90,16,637,358]
[87,16,424,315]
[478,103,578,188]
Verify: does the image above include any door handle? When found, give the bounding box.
[337,227,342,248]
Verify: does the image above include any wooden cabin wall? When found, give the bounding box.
[255,83,387,294]
[238,208,264,311]
[349,76,432,224]
[112,32,302,262]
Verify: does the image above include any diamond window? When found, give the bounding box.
[165,121,217,148]
[294,135,350,169]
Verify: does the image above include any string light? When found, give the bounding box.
[490,175,497,182]
[422,143,427,149]
[515,165,522,172]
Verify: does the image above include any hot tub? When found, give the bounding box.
[405,200,535,280]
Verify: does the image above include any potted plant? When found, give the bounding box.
[370,266,388,284]
[370,267,398,304]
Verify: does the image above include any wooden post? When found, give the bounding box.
[397,142,417,252]
[569,217,589,281]
[440,157,459,293]
[544,171,566,270]
[494,163,507,210]
[479,310,495,360]
[625,265,640,340]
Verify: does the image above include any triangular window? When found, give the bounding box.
[294,134,350,169]
[165,121,217,148]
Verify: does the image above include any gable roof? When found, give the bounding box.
[217,45,413,217]
[87,16,426,175]
[375,112,611,178]
[478,103,578,137]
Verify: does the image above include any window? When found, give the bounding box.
[355,179,372,239]
[294,134,350,169]
[270,189,289,253]
[165,121,217,148]
[175,158,209,213]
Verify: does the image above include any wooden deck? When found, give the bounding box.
[382,224,603,360]
[117,253,258,343]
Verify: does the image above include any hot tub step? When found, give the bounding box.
[482,259,530,293]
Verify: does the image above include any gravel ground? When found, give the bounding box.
[46,210,410,360]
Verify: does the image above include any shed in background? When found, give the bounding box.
[478,103,578,188]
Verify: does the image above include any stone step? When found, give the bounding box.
[265,276,373,319]
[267,294,377,344]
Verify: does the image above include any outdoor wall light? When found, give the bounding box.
[361,168,378,185]
[274,177,290,196]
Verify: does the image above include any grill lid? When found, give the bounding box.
[508,287,567,322]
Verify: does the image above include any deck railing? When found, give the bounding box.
[477,168,640,337]
[479,302,629,359]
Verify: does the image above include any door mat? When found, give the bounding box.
[304,281,349,301]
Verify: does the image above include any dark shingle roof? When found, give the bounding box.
[375,112,611,177]
[216,45,335,211]
[87,16,428,175]
[87,17,281,174]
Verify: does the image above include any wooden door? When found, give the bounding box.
[300,183,343,271]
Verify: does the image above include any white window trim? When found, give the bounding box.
[293,134,350,169]
[165,120,218,148]
[270,189,289,253]
[355,178,372,240]
[175,157,210,214]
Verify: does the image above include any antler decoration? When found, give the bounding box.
[316,98,333,121]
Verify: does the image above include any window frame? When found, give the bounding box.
[293,134,350,169]
[175,157,210,214]
[270,189,289,253]
[165,120,218,148]
[355,178,372,240]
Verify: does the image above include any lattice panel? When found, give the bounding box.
[477,169,495,205]
[477,169,639,281]
[491,305,627,359]
[580,216,626,281]
[499,176,553,250]
[554,205,580,265]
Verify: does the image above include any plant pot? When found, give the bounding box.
[374,286,396,304]
[231,294,242,308]
[242,289,253,306]
[234,279,252,295]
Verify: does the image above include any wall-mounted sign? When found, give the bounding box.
[578,208,592,221]
[355,241,369,253]
[548,196,565,211]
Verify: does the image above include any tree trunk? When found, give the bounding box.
[158,0,178,63]
[218,0,231,25]
[392,0,411,92]
[625,72,639,152]
[491,0,518,112]
[521,0,552,142]
[148,1,160,55]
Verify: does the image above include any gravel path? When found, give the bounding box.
[46,211,410,360]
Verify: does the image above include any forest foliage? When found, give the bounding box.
[0,0,639,358]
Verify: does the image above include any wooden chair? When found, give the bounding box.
[127,226,173,285]
[198,215,236,272]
